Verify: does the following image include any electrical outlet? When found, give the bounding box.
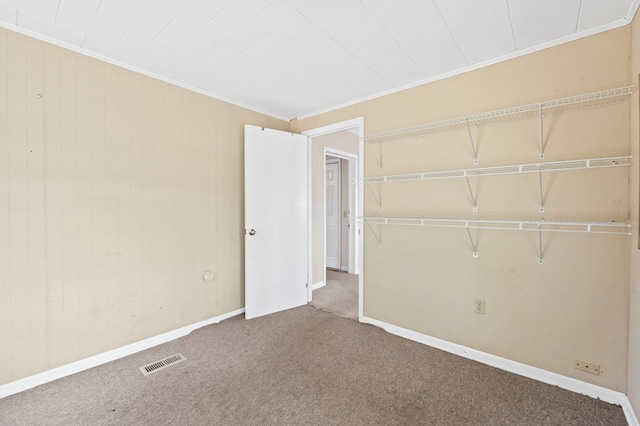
[474,298,486,314]
[575,360,600,376]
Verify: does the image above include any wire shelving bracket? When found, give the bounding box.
[356,217,630,262]
[538,165,545,213]
[367,137,383,172]
[538,105,545,159]
[466,119,479,164]
[465,221,478,257]
[365,182,383,211]
[537,225,544,264]
[464,172,478,212]
[365,221,383,247]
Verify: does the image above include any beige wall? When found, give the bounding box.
[628,10,640,416]
[311,131,358,285]
[1,18,637,402]
[0,28,288,385]
[293,27,632,391]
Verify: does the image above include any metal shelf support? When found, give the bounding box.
[466,119,479,164]
[538,166,545,213]
[365,182,383,211]
[367,139,383,172]
[464,172,478,212]
[465,222,478,257]
[539,106,545,159]
[365,221,383,247]
[537,225,544,264]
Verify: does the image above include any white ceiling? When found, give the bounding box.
[0,0,637,120]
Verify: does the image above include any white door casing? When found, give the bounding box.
[302,117,364,320]
[244,125,308,320]
[325,160,340,269]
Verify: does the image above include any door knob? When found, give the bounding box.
[248,229,256,236]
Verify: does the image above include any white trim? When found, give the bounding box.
[295,19,635,121]
[357,128,364,321]
[348,155,358,276]
[361,316,629,407]
[307,135,313,303]
[622,397,640,426]
[311,281,326,291]
[627,0,640,22]
[0,23,290,122]
[302,118,365,138]
[326,150,351,159]
[0,308,245,399]
[340,266,348,272]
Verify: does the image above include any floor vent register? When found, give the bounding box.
[139,353,186,376]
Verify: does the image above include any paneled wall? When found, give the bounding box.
[0,28,287,385]
[293,26,632,391]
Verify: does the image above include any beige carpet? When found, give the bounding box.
[0,305,627,425]
[311,269,358,320]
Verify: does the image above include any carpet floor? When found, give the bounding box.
[0,305,627,425]
[310,269,358,320]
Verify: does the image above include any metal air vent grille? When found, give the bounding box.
[139,353,186,376]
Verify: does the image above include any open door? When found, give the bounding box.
[244,125,308,320]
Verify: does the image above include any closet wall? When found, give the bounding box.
[292,26,632,391]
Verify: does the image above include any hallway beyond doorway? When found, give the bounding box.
[311,270,358,320]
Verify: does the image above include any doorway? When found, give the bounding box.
[302,118,364,321]
[324,152,355,274]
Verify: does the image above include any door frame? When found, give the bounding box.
[302,117,364,321]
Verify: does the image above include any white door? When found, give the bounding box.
[326,160,341,270]
[244,125,308,320]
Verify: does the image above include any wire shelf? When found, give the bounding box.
[363,156,631,184]
[363,86,634,143]
[357,216,631,235]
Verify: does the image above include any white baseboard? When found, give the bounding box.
[311,281,326,291]
[0,308,245,399]
[361,316,636,424]
[340,266,348,272]
[622,397,640,426]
